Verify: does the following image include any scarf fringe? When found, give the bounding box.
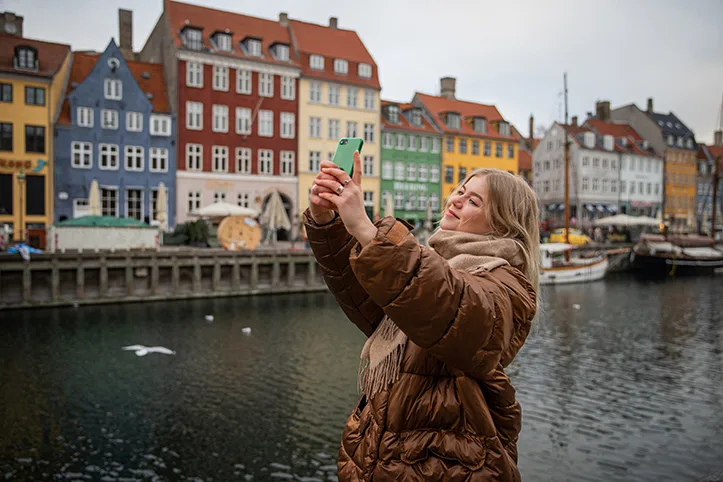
[358,340,406,399]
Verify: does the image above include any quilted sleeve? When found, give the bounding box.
[303,209,385,336]
[348,217,536,378]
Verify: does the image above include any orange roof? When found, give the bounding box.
[289,19,379,89]
[165,0,300,69]
[518,148,532,170]
[380,100,440,135]
[414,93,516,141]
[585,119,643,141]
[0,33,70,79]
[58,52,170,124]
[531,138,541,150]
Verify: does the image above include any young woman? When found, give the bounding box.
[304,152,539,481]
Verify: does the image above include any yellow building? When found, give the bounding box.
[415,78,520,198]
[664,147,698,230]
[289,19,381,219]
[0,32,71,244]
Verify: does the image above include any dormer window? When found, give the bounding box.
[411,109,422,127]
[473,117,487,134]
[358,63,372,78]
[446,113,460,129]
[667,135,674,146]
[603,135,614,151]
[244,39,262,57]
[619,137,627,147]
[498,121,510,137]
[183,28,203,51]
[584,132,596,148]
[387,105,399,124]
[214,33,232,52]
[334,59,348,75]
[685,138,693,149]
[310,55,324,70]
[274,44,290,62]
[14,46,38,71]
[676,136,683,147]
[641,140,649,150]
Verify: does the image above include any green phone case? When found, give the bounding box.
[332,137,364,176]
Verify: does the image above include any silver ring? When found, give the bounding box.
[343,179,352,186]
[335,185,344,195]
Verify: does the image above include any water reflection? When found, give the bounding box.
[1,277,722,481]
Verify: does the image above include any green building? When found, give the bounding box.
[380,101,443,227]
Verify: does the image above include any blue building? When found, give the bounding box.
[54,40,176,227]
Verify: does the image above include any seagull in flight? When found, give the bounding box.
[122,345,176,356]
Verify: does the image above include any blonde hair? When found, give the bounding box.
[444,168,541,301]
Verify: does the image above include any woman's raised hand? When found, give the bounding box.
[309,160,343,225]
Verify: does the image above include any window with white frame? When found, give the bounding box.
[347,87,358,108]
[125,189,143,220]
[258,110,273,137]
[274,44,290,61]
[215,33,232,51]
[280,151,294,176]
[363,156,374,176]
[309,151,321,172]
[309,82,321,103]
[186,143,202,171]
[383,133,393,148]
[334,59,348,74]
[183,28,203,50]
[394,161,405,180]
[431,138,441,153]
[150,147,168,172]
[212,104,229,133]
[328,84,340,105]
[99,144,119,170]
[258,149,273,174]
[408,136,417,151]
[214,192,227,203]
[382,161,393,179]
[237,193,250,208]
[358,63,372,78]
[411,110,422,127]
[592,178,599,192]
[186,102,203,130]
[186,62,203,87]
[363,123,375,143]
[363,191,374,208]
[310,55,324,70]
[446,113,460,129]
[213,66,229,91]
[236,147,251,174]
[235,107,251,135]
[394,191,403,210]
[386,105,399,123]
[309,117,321,138]
[150,114,171,136]
[236,69,251,94]
[328,119,340,140]
[396,134,405,150]
[212,146,228,173]
[125,145,144,171]
[347,121,358,138]
[246,39,262,57]
[582,177,589,191]
[364,89,375,110]
[406,193,416,211]
[430,165,440,182]
[430,193,440,210]
[420,136,428,152]
[125,112,142,132]
[104,79,122,100]
[418,193,427,211]
[259,73,273,97]
[281,76,295,100]
[101,188,118,217]
[407,164,417,180]
[77,107,93,127]
[418,164,428,182]
[280,112,295,139]
[71,141,92,168]
[73,198,89,218]
[101,109,119,129]
[187,191,201,214]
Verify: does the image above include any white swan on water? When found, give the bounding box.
[122,345,176,356]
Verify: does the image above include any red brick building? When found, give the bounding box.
[140,0,301,233]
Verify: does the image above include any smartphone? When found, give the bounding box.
[332,137,364,176]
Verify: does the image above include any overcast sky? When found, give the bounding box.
[4,0,722,143]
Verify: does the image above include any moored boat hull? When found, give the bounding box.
[540,257,609,285]
[630,252,723,277]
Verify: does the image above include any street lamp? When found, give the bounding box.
[17,170,25,242]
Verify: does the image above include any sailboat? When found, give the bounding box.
[540,73,609,285]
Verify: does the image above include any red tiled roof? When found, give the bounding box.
[584,119,643,141]
[531,138,541,150]
[414,93,516,141]
[57,52,171,124]
[0,33,70,79]
[518,149,532,170]
[165,0,300,69]
[289,19,380,89]
[380,100,440,135]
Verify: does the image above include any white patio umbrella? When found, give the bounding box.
[156,182,168,232]
[88,179,101,216]
[593,214,659,227]
[192,201,258,218]
[260,190,291,243]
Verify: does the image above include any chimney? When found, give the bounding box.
[329,16,338,29]
[646,97,654,114]
[595,100,611,121]
[528,114,534,144]
[118,8,134,59]
[440,76,456,100]
[715,130,723,147]
[571,115,578,127]
[279,12,289,27]
[0,12,24,37]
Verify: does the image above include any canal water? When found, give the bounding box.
[1,276,722,482]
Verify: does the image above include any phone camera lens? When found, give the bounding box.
[340,139,348,145]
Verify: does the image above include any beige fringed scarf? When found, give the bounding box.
[358,229,526,399]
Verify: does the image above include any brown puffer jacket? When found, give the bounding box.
[305,210,537,482]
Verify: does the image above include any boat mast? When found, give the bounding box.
[712,154,719,247]
[563,72,570,245]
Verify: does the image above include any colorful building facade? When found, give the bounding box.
[140,0,301,237]
[54,41,176,226]
[0,32,70,243]
[414,77,520,198]
[697,138,722,232]
[291,17,381,219]
[380,100,442,226]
